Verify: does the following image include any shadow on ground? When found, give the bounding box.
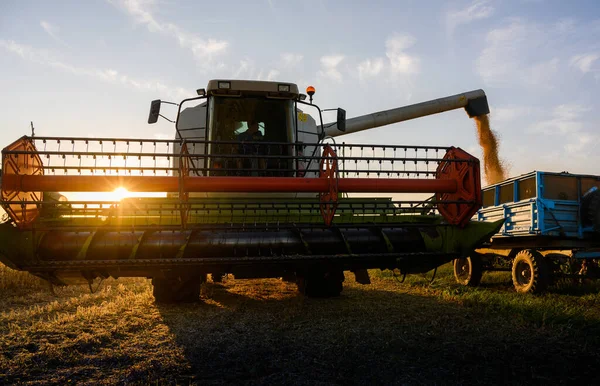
[156,279,600,386]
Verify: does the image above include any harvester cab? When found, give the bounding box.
[0,79,504,303]
[149,80,343,183]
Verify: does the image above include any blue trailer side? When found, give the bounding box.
[453,171,600,293]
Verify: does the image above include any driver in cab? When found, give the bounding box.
[237,119,266,175]
[237,119,263,142]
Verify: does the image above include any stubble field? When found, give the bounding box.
[1,263,600,385]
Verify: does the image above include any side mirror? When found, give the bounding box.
[147,100,161,124]
[337,108,346,132]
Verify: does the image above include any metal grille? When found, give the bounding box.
[3,136,457,179]
[19,197,443,230]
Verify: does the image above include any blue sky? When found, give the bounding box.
[1,0,599,182]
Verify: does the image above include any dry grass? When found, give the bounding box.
[1,263,600,385]
[0,264,48,291]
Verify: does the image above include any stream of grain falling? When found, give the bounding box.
[474,114,506,185]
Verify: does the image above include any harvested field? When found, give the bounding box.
[1,264,600,385]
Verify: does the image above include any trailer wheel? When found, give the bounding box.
[511,250,550,294]
[297,270,344,298]
[152,275,206,303]
[453,255,483,286]
[587,190,600,232]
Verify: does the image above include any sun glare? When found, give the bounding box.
[113,187,130,201]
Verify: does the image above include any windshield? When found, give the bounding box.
[208,96,294,142]
[207,96,295,176]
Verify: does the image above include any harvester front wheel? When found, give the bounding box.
[511,250,550,294]
[453,255,483,287]
[297,270,344,298]
[152,275,206,303]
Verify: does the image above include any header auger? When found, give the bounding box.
[0,79,503,302]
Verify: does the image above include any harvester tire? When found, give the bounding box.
[152,275,205,303]
[511,250,550,294]
[453,254,483,287]
[297,271,344,298]
[211,272,225,283]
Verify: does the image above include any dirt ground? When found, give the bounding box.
[1,266,599,385]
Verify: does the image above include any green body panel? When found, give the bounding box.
[421,220,505,255]
[0,196,504,282]
[35,197,435,228]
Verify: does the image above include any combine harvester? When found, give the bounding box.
[453,171,600,293]
[0,79,503,302]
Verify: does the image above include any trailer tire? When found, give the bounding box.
[152,275,205,303]
[453,255,483,287]
[511,250,550,294]
[587,190,600,232]
[297,270,344,298]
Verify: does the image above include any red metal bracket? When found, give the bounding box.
[178,143,190,228]
[319,145,339,226]
[435,147,482,227]
[1,137,44,227]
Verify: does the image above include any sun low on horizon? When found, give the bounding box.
[113,187,130,201]
[64,187,166,202]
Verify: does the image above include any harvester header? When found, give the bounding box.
[0,78,503,302]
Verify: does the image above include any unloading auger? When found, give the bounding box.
[0,79,503,302]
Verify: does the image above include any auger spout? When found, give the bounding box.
[323,89,489,138]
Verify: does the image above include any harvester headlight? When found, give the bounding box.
[278,84,290,92]
[196,88,206,96]
[218,81,231,89]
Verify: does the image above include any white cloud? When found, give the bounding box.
[385,34,420,75]
[529,104,590,135]
[490,106,533,122]
[528,104,598,156]
[0,39,36,59]
[553,104,590,121]
[446,0,495,34]
[281,53,303,67]
[525,57,559,87]
[318,55,345,82]
[230,59,280,81]
[109,0,228,62]
[266,69,280,81]
[357,58,385,79]
[476,19,563,87]
[0,39,187,100]
[476,20,529,85]
[477,18,600,87]
[232,59,253,78]
[569,53,599,73]
[565,133,597,153]
[40,20,69,46]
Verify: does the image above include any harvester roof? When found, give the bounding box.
[206,79,300,99]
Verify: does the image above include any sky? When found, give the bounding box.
[0,0,599,182]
